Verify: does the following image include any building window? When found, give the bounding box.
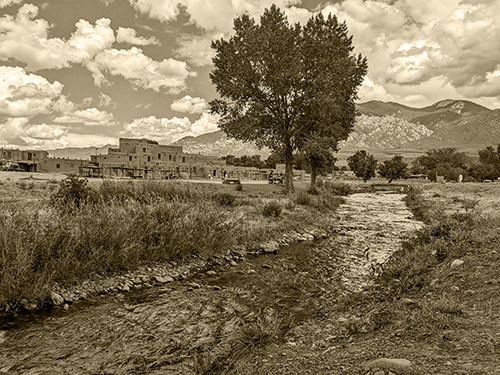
[169,155,172,161]
[129,156,132,161]
[56,164,60,169]
[182,157,185,163]
[143,148,146,152]
[148,156,151,162]
[158,154,161,159]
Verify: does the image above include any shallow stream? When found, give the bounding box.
[0,192,421,374]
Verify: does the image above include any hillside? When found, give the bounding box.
[47,144,117,160]
[44,99,500,159]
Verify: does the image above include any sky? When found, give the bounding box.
[1,0,499,150]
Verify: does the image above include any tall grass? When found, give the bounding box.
[0,180,238,308]
[0,178,347,310]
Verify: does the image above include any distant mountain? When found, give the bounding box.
[47,144,117,160]
[173,132,271,158]
[44,99,500,160]
[354,99,500,151]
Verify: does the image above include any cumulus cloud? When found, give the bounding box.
[89,47,196,92]
[0,117,69,147]
[116,27,160,45]
[0,0,23,7]
[320,0,500,102]
[174,33,218,67]
[0,66,66,117]
[54,108,117,126]
[171,95,207,114]
[130,0,301,33]
[99,93,115,108]
[122,111,219,144]
[0,5,115,71]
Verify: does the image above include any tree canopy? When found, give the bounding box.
[378,155,408,183]
[209,5,367,193]
[347,150,378,182]
[413,148,470,181]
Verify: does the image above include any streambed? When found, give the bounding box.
[0,192,421,374]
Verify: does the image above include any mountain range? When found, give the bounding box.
[47,99,500,159]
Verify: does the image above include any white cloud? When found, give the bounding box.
[0,117,69,148]
[0,5,115,71]
[99,93,115,107]
[0,0,23,7]
[0,66,66,117]
[128,0,181,23]
[116,27,159,45]
[171,95,207,113]
[175,33,219,67]
[54,108,117,126]
[122,111,219,144]
[89,47,196,93]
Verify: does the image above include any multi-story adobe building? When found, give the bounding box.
[85,138,227,179]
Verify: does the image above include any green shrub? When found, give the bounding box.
[51,175,94,208]
[306,185,320,195]
[262,201,282,218]
[322,181,352,196]
[235,184,243,192]
[215,192,236,206]
[295,192,311,206]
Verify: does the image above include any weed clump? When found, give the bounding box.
[215,192,236,206]
[262,201,282,218]
[295,192,311,206]
[51,175,94,209]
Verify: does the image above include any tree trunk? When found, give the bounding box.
[310,168,317,188]
[284,141,295,194]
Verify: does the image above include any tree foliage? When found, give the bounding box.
[470,144,500,180]
[209,5,367,193]
[412,148,470,181]
[378,155,408,183]
[347,150,378,182]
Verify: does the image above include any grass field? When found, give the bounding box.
[0,172,346,311]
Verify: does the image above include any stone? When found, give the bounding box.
[229,261,237,266]
[400,298,419,308]
[63,303,69,310]
[451,286,460,292]
[50,292,65,306]
[261,241,279,253]
[365,358,416,374]
[451,259,464,269]
[154,275,174,284]
[262,264,272,269]
[206,270,216,276]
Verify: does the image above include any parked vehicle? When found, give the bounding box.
[222,178,241,184]
[267,172,284,184]
[1,162,23,171]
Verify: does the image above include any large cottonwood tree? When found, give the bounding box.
[209,5,367,193]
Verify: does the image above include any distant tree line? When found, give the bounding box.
[345,144,500,183]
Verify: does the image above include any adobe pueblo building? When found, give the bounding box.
[84,138,226,179]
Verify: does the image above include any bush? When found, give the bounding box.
[295,192,311,206]
[51,175,94,209]
[262,201,282,218]
[235,184,243,191]
[215,192,237,206]
[322,181,352,196]
[306,185,320,195]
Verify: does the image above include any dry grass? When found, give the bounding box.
[0,177,345,310]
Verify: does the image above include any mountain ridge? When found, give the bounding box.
[46,99,500,159]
